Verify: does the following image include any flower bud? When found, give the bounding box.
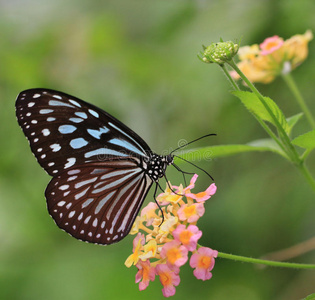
[199,41,239,65]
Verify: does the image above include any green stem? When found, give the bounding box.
[227,59,300,165]
[297,162,315,191]
[225,60,315,192]
[221,64,288,156]
[218,252,315,269]
[282,73,315,129]
[221,64,240,90]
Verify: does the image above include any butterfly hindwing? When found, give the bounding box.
[16,88,173,245]
[16,89,151,176]
[45,158,153,244]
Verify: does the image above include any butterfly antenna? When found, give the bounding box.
[173,154,214,181]
[170,133,216,154]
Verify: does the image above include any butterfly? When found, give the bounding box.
[16,89,175,245]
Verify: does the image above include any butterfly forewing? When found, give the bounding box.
[46,159,153,244]
[16,88,172,245]
[16,89,151,176]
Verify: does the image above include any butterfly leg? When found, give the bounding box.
[153,183,165,226]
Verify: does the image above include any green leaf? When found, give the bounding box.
[247,138,286,156]
[231,90,290,134]
[175,142,286,162]
[303,294,315,300]
[286,113,303,135]
[292,129,315,150]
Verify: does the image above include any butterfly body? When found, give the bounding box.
[16,89,173,245]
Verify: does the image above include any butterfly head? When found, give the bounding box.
[144,153,173,182]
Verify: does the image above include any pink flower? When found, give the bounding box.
[190,247,218,281]
[172,224,202,251]
[155,264,180,297]
[160,240,188,268]
[141,202,158,226]
[132,232,145,251]
[185,183,217,202]
[125,233,145,267]
[172,174,198,193]
[260,35,284,55]
[177,203,205,223]
[135,260,156,291]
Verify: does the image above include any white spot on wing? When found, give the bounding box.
[92,218,98,227]
[75,177,97,189]
[33,94,41,98]
[39,109,54,114]
[68,169,80,175]
[94,191,115,214]
[74,187,89,200]
[78,212,83,220]
[42,128,50,136]
[84,215,91,224]
[47,117,56,122]
[69,211,76,218]
[65,157,76,168]
[59,184,69,191]
[28,102,35,107]
[50,144,61,152]
[82,198,94,208]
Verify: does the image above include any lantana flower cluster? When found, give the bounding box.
[231,30,313,83]
[125,174,218,297]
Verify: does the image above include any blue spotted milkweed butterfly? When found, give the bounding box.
[16,89,175,245]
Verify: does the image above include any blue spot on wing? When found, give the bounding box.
[87,126,109,139]
[58,125,77,134]
[70,138,89,149]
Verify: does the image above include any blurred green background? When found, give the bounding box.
[1,1,315,299]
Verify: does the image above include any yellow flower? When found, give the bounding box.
[238,44,260,60]
[280,29,313,69]
[125,233,145,267]
[139,239,158,260]
[232,30,313,84]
